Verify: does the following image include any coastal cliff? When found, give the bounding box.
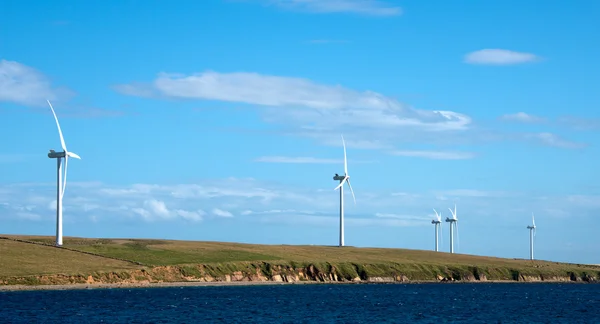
[2,261,598,287]
[1,235,598,288]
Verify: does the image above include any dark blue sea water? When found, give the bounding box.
[1,283,598,323]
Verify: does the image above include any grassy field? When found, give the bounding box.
[0,238,139,277]
[1,234,599,284]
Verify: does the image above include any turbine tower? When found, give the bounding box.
[527,213,536,260]
[431,209,443,252]
[333,135,356,247]
[47,100,81,247]
[446,204,459,254]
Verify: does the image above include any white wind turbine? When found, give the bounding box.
[431,209,443,252]
[527,213,536,260]
[333,135,356,247]
[446,203,459,254]
[47,100,81,247]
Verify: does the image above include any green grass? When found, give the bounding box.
[2,234,599,283]
[0,238,139,277]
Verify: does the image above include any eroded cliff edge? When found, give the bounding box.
[2,261,599,286]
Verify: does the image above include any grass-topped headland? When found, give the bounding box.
[1,235,599,287]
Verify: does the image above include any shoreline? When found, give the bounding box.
[0,279,591,292]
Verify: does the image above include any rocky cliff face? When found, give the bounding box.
[1,262,598,286]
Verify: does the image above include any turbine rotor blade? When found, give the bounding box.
[440,221,443,248]
[67,151,81,159]
[334,177,347,191]
[346,178,356,205]
[47,100,67,152]
[455,221,460,253]
[62,155,69,199]
[341,134,348,175]
[532,213,535,227]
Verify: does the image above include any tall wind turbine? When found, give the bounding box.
[431,209,443,252]
[47,100,81,247]
[333,135,356,247]
[527,213,536,260]
[446,204,459,254]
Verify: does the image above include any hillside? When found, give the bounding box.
[1,235,599,288]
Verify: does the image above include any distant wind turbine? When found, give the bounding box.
[431,209,443,252]
[333,135,356,247]
[47,100,81,247]
[446,203,459,254]
[527,213,536,260]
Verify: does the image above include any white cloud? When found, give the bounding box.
[114,70,473,151]
[390,150,476,160]
[131,199,205,222]
[212,208,234,218]
[499,112,546,123]
[0,59,72,107]
[433,189,512,198]
[530,132,586,149]
[1,178,599,244]
[264,0,401,16]
[114,70,589,153]
[464,49,540,65]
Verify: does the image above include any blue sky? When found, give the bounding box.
[1,0,599,264]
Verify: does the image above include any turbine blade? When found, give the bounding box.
[532,213,535,227]
[440,221,443,248]
[47,100,67,152]
[334,177,347,190]
[454,204,457,220]
[346,178,356,205]
[62,156,69,199]
[67,151,81,159]
[448,207,454,218]
[341,134,348,175]
[455,221,460,253]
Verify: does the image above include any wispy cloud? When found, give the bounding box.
[1,179,598,232]
[529,132,587,149]
[433,189,513,198]
[113,70,473,150]
[464,49,540,65]
[499,112,546,123]
[0,59,126,117]
[114,70,585,152]
[0,59,73,107]
[212,208,234,217]
[263,0,401,16]
[390,150,476,160]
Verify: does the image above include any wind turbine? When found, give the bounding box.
[431,209,443,252]
[333,135,356,247]
[446,203,459,254]
[527,213,536,260]
[46,100,81,247]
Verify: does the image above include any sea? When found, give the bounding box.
[1,283,598,323]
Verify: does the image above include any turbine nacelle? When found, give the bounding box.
[48,150,66,158]
[333,135,355,205]
[333,174,347,181]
